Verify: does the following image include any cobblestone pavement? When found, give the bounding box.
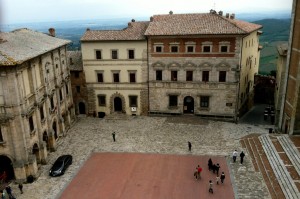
[9,116,272,199]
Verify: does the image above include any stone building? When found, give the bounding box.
[145,11,262,121]
[275,43,288,126]
[81,21,149,116]
[0,28,75,181]
[277,0,300,134]
[67,51,88,115]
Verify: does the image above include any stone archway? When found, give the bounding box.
[32,143,41,164]
[110,93,126,113]
[78,102,86,114]
[183,96,194,114]
[52,121,58,139]
[0,155,14,182]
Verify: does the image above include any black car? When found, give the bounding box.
[49,155,72,177]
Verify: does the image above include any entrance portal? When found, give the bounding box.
[0,155,14,182]
[183,96,194,114]
[78,102,86,114]
[114,97,122,112]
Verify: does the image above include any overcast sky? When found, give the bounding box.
[0,0,294,24]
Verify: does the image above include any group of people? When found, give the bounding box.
[207,158,226,194]
[0,184,23,199]
[232,150,246,164]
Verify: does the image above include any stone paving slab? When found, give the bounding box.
[5,116,271,199]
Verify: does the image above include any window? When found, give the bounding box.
[50,96,54,109]
[40,106,44,120]
[219,71,226,82]
[66,84,69,94]
[187,46,194,53]
[113,73,120,83]
[76,86,80,93]
[169,95,178,107]
[155,46,162,52]
[171,71,177,81]
[202,71,209,82]
[128,50,135,59]
[200,96,209,108]
[97,73,103,82]
[69,58,73,65]
[129,73,136,83]
[29,116,34,132]
[96,50,102,59]
[203,46,211,52]
[59,89,63,101]
[171,46,178,53]
[129,96,138,107]
[111,50,118,59]
[56,64,58,68]
[156,70,162,81]
[186,71,193,81]
[74,71,80,78]
[0,128,3,142]
[98,95,106,106]
[220,46,228,53]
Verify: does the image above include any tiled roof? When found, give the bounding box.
[67,51,83,71]
[81,21,149,41]
[144,13,262,36]
[0,28,71,66]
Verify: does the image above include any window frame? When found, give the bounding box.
[219,71,227,82]
[128,49,135,59]
[97,72,103,83]
[220,45,229,53]
[186,71,193,81]
[76,86,81,93]
[202,71,209,82]
[97,95,106,106]
[156,70,162,81]
[0,128,4,142]
[170,45,179,53]
[29,115,34,132]
[113,72,120,83]
[111,49,118,59]
[169,95,178,107]
[200,96,209,108]
[171,70,178,81]
[202,45,212,53]
[40,106,45,120]
[95,50,102,59]
[129,95,138,107]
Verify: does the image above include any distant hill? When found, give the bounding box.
[253,18,291,75]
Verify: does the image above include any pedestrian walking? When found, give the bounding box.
[5,185,14,199]
[215,163,220,175]
[19,183,23,194]
[208,180,213,194]
[212,164,216,173]
[232,150,238,163]
[240,151,245,164]
[197,165,202,179]
[208,158,213,171]
[220,172,226,184]
[188,141,192,151]
[112,132,116,142]
[216,175,220,185]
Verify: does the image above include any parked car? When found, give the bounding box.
[49,155,72,177]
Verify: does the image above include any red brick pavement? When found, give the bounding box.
[59,153,234,199]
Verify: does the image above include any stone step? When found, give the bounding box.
[278,135,300,177]
[259,135,300,199]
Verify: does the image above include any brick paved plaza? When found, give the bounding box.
[8,116,272,199]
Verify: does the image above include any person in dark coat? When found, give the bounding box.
[215,163,220,175]
[112,132,116,142]
[220,172,226,184]
[188,141,192,151]
[212,164,216,173]
[18,183,23,194]
[240,151,245,164]
[5,185,13,199]
[208,158,213,171]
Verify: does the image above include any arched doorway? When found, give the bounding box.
[43,131,49,150]
[114,97,122,112]
[78,102,86,114]
[32,143,40,164]
[184,96,194,114]
[0,155,14,182]
[52,122,58,139]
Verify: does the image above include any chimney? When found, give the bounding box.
[225,13,230,18]
[218,11,223,16]
[131,19,135,22]
[150,16,154,22]
[169,10,173,15]
[230,13,235,19]
[48,28,55,37]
